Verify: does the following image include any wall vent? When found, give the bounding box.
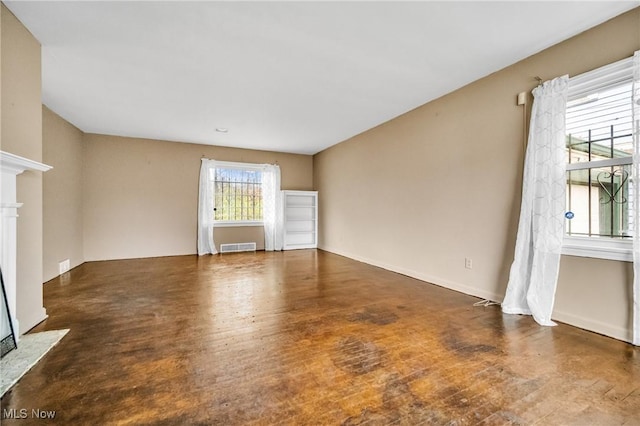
[220,242,257,254]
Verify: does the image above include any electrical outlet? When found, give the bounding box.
[59,259,70,275]
[465,258,473,269]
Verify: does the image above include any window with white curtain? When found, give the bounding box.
[563,56,636,261]
[213,163,264,226]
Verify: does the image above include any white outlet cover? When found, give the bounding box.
[59,259,70,275]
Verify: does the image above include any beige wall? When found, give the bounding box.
[43,106,84,282]
[214,226,266,251]
[314,8,640,343]
[82,134,313,260]
[1,4,47,333]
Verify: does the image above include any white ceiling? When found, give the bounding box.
[5,1,639,155]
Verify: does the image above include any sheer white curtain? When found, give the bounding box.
[262,164,283,251]
[632,51,640,345]
[502,75,569,326]
[197,159,218,255]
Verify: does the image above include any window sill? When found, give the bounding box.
[562,236,632,262]
[213,221,264,228]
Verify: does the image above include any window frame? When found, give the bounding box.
[561,56,635,262]
[212,160,266,228]
[563,236,632,262]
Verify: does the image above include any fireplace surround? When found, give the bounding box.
[0,151,51,339]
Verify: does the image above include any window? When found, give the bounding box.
[563,57,635,261]
[213,164,263,225]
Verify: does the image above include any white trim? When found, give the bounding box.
[568,55,634,101]
[213,221,263,227]
[208,159,269,172]
[566,156,631,171]
[0,151,52,175]
[319,245,633,343]
[562,236,632,262]
[563,55,635,264]
[282,190,318,196]
[0,203,23,210]
[552,309,631,344]
[318,245,503,303]
[0,152,51,339]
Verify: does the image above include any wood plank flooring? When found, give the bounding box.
[1,250,639,425]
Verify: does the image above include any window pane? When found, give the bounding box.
[566,82,633,164]
[214,167,263,221]
[566,164,632,238]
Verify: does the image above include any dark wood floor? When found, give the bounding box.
[2,250,639,425]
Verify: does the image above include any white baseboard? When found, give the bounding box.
[318,245,633,345]
[551,309,631,344]
[319,245,503,303]
[18,308,48,338]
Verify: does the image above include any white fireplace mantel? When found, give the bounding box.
[1,151,52,339]
[1,151,52,175]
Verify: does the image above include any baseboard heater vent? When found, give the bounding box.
[220,242,257,254]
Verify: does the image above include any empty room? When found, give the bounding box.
[1,1,639,424]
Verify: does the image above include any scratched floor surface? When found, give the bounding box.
[1,250,639,424]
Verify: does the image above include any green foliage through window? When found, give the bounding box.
[214,168,263,221]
